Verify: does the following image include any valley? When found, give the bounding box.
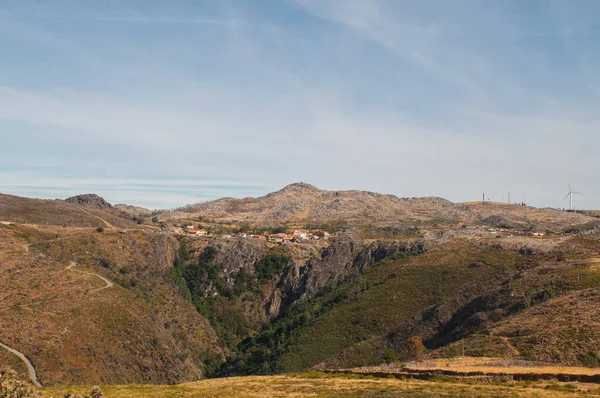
[1,185,599,396]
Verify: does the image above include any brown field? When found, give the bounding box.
[405,357,600,376]
[40,373,600,397]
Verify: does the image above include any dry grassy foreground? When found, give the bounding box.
[404,357,600,376]
[41,373,600,397]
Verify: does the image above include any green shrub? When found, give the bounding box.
[381,348,399,364]
[98,258,111,268]
[255,255,290,281]
[62,385,103,398]
[0,368,39,398]
[578,351,600,368]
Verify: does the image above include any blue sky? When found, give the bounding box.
[1,0,599,209]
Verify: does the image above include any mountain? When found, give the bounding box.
[167,183,593,233]
[170,182,462,227]
[1,186,600,389]
[65,194,113,210]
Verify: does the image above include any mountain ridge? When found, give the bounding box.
[161,183,594,232]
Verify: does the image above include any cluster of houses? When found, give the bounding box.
[488,227,547,237]
[185,226,330,243]
[186,227,208,236]
[264,230,330,242]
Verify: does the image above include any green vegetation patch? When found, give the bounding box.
[171,241,293,357]
[220,244,519,375]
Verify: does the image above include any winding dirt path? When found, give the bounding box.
[78,208,116,230]
[0,261,113,312]
[66,262,114,292]
[1,241,115,386]
[2,236,109,311]
[0,340,42,387]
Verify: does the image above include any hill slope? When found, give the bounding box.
[167,183,595,232]
[0,193,140,229]
[2,188,599,388]
[0,222,221,385]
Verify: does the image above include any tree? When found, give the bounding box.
[382,348,399,364]
[255,255,290,281]
[578,351,600,368]
[272,226,287,234]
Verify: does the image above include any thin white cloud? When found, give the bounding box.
[289,0,487,96]
[0,8,238,25]
[0,1,598,209]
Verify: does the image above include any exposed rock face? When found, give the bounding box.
[65,194,112,209]
[274,239,428,315]
[191,237,427,321]
[212,239,269,273]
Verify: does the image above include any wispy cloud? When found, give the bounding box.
[0,172,271,209]
[0,0,598,209]
[0,8,238,25]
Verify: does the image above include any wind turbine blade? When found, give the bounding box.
[573,192,583,195]
[568,181,572,191]
[564,192,571,200]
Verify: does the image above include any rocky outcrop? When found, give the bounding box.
[274,239,427,314]
[188,237,426,321]
[65,194,112,209]
[211,239,269,274]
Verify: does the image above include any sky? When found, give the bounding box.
[0,0,599,210]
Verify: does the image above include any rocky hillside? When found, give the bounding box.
[0,193,140,229]
[170,183,461,227]
[217,231,600,375]
[65,194,112,210]
[166,183,595,232]
[0,208,221,386]
[114,204,154,218]
[2,189,599,387]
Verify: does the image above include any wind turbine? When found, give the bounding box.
[564,182,582,210]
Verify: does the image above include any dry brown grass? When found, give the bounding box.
[39,373,600,397]
[0,193,139,229]
[405,357,600,376]
[0,223,219,386]
[163,184,597,231]
[0,350,29,381]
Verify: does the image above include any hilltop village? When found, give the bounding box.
[185,225,331,243]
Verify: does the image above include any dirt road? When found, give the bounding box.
[0,340,42,387]
[66,262,114,292]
